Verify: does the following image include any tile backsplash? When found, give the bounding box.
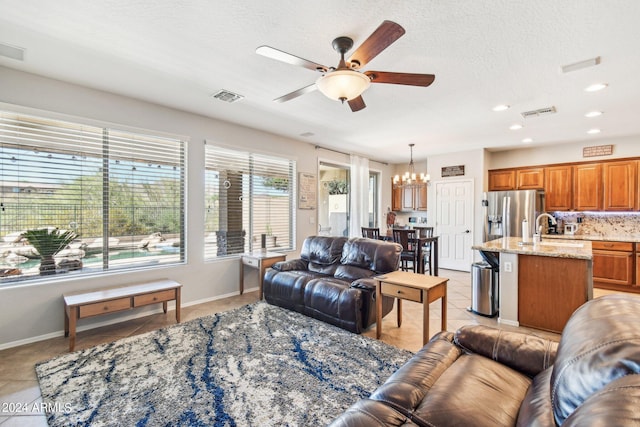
[553,212,640,236]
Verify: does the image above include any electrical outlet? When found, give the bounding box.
[504,261,512,273]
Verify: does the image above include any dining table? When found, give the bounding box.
[380,232,439,276]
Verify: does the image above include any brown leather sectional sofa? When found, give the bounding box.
[330,294,640,426]
[263,235,402,333]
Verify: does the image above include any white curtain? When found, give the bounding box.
[349,155,370,238]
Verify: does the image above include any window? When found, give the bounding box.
[368,171,379,227]
[204,144,295,259]
[0,111,185,284]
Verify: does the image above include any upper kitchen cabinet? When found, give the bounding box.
[574,163,602,211]
[603,160,637,211]
[391,178,402,211]
[516,168,544,190]
[488,169,515,191]
[391,179,427,211]
[544,165,573,211]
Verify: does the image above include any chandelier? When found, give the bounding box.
[393,143,430,188]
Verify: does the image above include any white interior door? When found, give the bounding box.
[435,179,474,271]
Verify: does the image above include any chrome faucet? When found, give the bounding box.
[534,213,557,242]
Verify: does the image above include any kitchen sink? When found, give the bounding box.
[538,241,584,248]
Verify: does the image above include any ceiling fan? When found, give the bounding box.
[256,20,435,112]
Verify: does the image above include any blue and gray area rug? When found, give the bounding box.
[36,302,413,426]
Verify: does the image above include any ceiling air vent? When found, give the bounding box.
[211,90,244,103]
[521,106,557,119]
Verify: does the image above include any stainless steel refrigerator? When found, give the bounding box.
[470,189,544,317]
[482,190,545,242]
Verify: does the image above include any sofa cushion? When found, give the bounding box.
[409,354,531,427]
[262,269,320,311]
[516,368,556,427]
[303,277,363,333]
[340,238,402,273]
[301,235,347,265]
[562,375,640,426]
[550,294,640,425]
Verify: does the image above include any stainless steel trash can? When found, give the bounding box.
[470,262,499,317]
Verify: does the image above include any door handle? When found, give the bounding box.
[464,230,470,233]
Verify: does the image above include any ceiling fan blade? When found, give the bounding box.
[256,46,329,73]
[273,83,317,103]
[348,96,366,112]
[365,71,435,87]
[347,21,405,69]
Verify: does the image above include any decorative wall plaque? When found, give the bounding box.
[583,144,613,157]
[298,172,316,209]
[441,165,465,177]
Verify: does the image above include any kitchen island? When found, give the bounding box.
[472,237,592,333]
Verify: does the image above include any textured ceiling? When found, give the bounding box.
[1,0,639,163]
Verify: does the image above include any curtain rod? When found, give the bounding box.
[314,145,389,165]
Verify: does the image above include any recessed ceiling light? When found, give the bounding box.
[584,83,608,92]
[509,124,523,130]
[587,128,601,134]
[584,111,603,118]
[493,104,510,112]
[522,138,533,143]
[300,132,314,137]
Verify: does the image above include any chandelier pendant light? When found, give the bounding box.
[393,143,430,188]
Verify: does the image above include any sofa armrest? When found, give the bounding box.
[350,278,376,292]
[454,325,558,378]
[271,258,309,272]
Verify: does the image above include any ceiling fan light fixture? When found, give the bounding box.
[316,70,371,102]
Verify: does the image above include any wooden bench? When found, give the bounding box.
[63,279,182,352]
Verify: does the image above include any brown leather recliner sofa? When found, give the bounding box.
[263,235,402,333]
[330,294,640,426]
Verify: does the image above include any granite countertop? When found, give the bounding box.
[472,237,592,260]
[544,233,640,243]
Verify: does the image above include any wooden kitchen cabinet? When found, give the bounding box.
[592,241,635,288]
[391,180,427,211]
[488,169,515,191]
[516,168,544,189]
[637,243,640,286]
[603,160,637,211]
[573,163,602,211]
[544,165,573,211]
[391,178,402,211]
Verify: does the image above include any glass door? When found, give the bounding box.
[318,162,350,237]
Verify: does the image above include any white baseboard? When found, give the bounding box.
[498,317,519,327]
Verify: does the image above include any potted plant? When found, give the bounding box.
[22,228,78,275]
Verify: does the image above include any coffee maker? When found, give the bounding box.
[547,217,560,234]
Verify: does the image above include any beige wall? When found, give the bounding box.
[488,136,640,169]
[0,66,394,347]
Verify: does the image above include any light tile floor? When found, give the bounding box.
[0,269,622,425]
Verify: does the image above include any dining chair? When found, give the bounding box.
[414,226,434,274]
[361,227,380,239]
[392,228,418,272]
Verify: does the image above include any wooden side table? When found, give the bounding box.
[375,270,448,345]
[240,250,286,300]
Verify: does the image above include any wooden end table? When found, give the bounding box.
[240,250,286,300]
[375,270,448,345]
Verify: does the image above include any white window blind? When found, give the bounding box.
[0,111,185,283]
[204,144,295,259]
